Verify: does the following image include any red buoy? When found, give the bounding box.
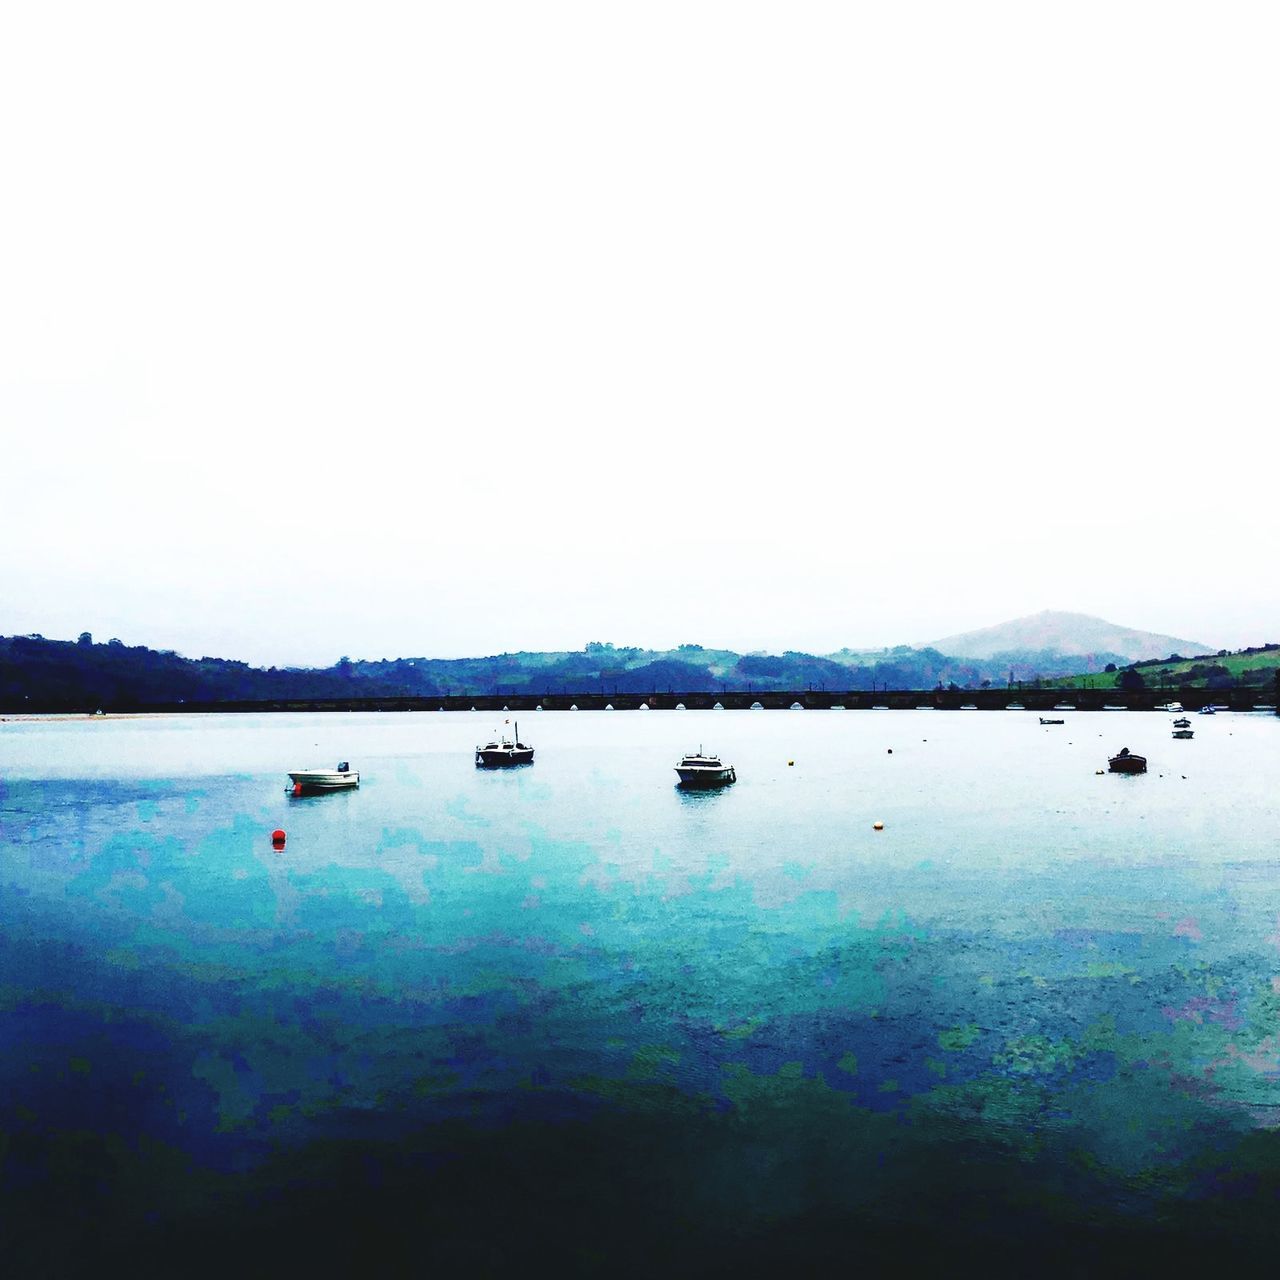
[271,828,286,848]
[292,781,303,796]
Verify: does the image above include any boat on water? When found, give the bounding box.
[1102,705,1127,711]
[1039,717,1065,725]
[1108,748,1147,774]
[1172,727,1194,739]
[1172,717,1191,728]
[1166,702,1185,714]
[1252,704,1277,713]
[1198,705,1216,715]
[1006,702,1025,710]
[1053,703,1076,711]
[288,762,359,792]
[475,722,534,767]
[675,749,736,788]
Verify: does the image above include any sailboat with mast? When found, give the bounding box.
[475,720,535,767]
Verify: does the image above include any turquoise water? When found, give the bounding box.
[4,709,1280,1272]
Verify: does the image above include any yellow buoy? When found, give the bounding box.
[873,821,884,831]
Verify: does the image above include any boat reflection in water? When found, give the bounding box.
[675,748,736,789]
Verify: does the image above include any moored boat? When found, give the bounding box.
[1172,728,1194,739]
[288,762,359,792]
[675,748,736,788]
[1039,717,1065,725]
[476,722,534,767]
[1172,717,1191,728]
[1108,748,1147,774]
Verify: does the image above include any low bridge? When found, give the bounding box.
[57,684,1279,714]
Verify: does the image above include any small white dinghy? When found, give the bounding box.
[288,762,359,793]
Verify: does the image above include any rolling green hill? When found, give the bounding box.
[1052,645,1280,691]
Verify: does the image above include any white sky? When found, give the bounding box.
[2,2,1276,666]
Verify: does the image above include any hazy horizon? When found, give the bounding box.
[2,605,1225,669]
[4,2,1276,667]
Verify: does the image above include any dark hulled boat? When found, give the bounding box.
[476,722,534,767]
[1108,748,1147,774]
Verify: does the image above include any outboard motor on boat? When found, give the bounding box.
[337,761,349,773]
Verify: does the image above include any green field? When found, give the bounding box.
[1052,647,1280,691]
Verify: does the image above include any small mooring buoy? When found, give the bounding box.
[271,828,286,849]
[873,821,884,831]
[887,748,893,754]
[788,759,795,766]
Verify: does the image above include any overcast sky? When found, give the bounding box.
[2,2,1276,667]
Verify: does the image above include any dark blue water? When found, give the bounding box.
[4,710,1280,1273]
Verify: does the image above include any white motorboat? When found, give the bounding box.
[476,722,534,767]
[289,762,359,792]
[1166,702,1185,714]
[675,749,736,788]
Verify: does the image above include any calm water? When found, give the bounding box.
[4,709,1280,1273]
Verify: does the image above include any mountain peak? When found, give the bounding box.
[925,611,1213,663]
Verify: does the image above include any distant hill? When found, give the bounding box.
[925,610,1212,664]
[0,614,1228,711]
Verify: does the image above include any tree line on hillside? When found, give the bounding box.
[2,632,1274,711]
